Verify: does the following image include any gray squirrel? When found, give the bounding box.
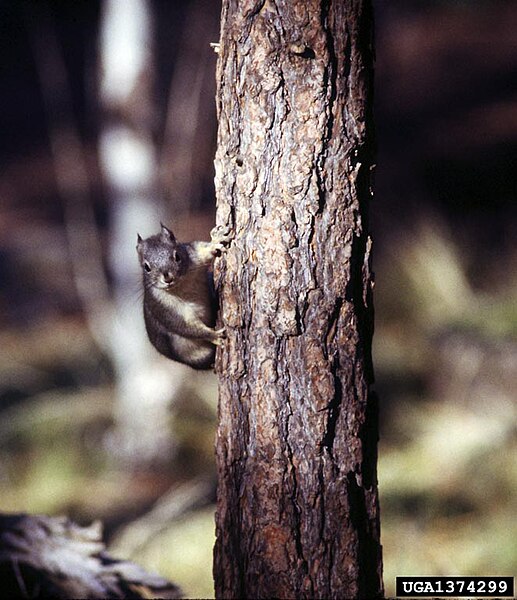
[136,223,231,369]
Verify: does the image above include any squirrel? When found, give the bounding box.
[136,223,231,369]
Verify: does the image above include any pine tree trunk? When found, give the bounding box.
[213,1,383,598]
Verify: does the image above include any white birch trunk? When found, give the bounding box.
[98,0,184,463]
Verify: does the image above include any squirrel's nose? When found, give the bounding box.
[163,271,174,284]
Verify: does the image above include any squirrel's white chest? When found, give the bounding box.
[156,289,205,321]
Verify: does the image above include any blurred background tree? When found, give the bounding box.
[0,0,515,597]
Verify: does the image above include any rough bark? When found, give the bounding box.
[213,1,382,599]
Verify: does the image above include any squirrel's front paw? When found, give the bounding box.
[210,224,233,247]
[211,242,226,256]
[211,326,226,346]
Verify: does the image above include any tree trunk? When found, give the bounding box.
[213,1,383,599]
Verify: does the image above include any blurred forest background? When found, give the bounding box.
[0,0,515,597]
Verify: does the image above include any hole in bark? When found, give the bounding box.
[289,43,315,59]
[299,46,315,59]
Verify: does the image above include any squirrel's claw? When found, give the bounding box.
[211,242,226,256]
[211,327,226,346]
[210,224,233,246]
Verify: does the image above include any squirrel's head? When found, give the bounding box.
[136,224,185,289]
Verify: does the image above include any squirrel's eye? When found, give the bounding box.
[144,262,151,272]
[173,252,181,262]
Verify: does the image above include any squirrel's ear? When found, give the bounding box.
[137,233,143,244]
[160,223,176,243]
